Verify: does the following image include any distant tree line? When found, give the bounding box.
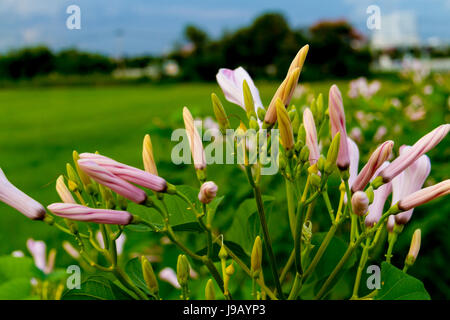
[0,12,446,82]
[170,13,372,81]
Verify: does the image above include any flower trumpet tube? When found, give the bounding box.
[396,179,450,212]
[0,168,46,220]
[143,134,158,176]
[56,175,76,204]
[198,181,218,204]
[303,107,320,165]
[351,140,394,192]
[328,84,350,170]
[216,67,264,114]
[183,107,206,170]
[47,203,133,225]
[365,162,392,227]
[77,160,147,204]
[391,146,431,225]
[79,153,167,192]
[276,98,295,151]
[347,137,360,188]
[377,124,449,184]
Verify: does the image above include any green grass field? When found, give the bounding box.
[0,81,349,254]
[0,79,449,298]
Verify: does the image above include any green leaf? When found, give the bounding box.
[172,222,203,232]
[375,262,430,300]
[62,276,134,300]
[226,196,275,254]
[304,233,357,282]
[125,257,154,297]
[0,278,32,299]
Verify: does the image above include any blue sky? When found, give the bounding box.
[1,0,449,56]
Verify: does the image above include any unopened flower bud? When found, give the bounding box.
[141,256,159,296]
[310,173,321,189]
[56,175,76,204]
[276,98,294,150]
[351,191,369,216]
[198,181,218,204]
[405,229,421,267]
[205,279,216,300]
[143,134,158,176]
[251,236,262,278]
[211,93,231,134]
[299,145,309,162]
[176,254,190,287]
[257,108,266,122]
[325,132,341,174]
[225,262,235,276]
[243,80,257,118]
[218,244,228,260]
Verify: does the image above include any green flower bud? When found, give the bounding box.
[218,244,228,260]
[205,279,216,300]
[249,116,259,130]
[225,262,235,276]
[211,93,231,134]
[177,254,190,286]
[317,156,326,173]
[310,173,321,189]
[300,145,309,162]
[257,107,266,122]
[251,236,262,278]
[141,256,159,296]
[316,93,324,123]
[325,132,340,174]
[310,98,317,119]
[243,80,256,118]
[365,186,375,204]
[297,124,306,144]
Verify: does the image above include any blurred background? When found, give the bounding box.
[0,0,448,299]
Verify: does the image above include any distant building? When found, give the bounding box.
[371,11,420,49]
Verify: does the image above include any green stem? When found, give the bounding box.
[386,232,398,263]
[351,237,371,299]
[213,237,278,300]
[252,184,284,298]
[279,249,295,284]
[285,178,296,239]
[287,273,302,300]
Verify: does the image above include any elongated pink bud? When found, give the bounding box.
[183,107,206,170]
[392,146,431,225]
[78,160,147,204]
[48,203,133,225]
[351,191,369,216]
[198,181,218,204]
[303,108,320,165]
[0,168,46,220]
[328,85,350,169]
[365,162,392,227]
[352,140,394,192]
[379,124,449,183]
[159,267,181,289]
[397,180,450,212]
[79,153,167,192]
